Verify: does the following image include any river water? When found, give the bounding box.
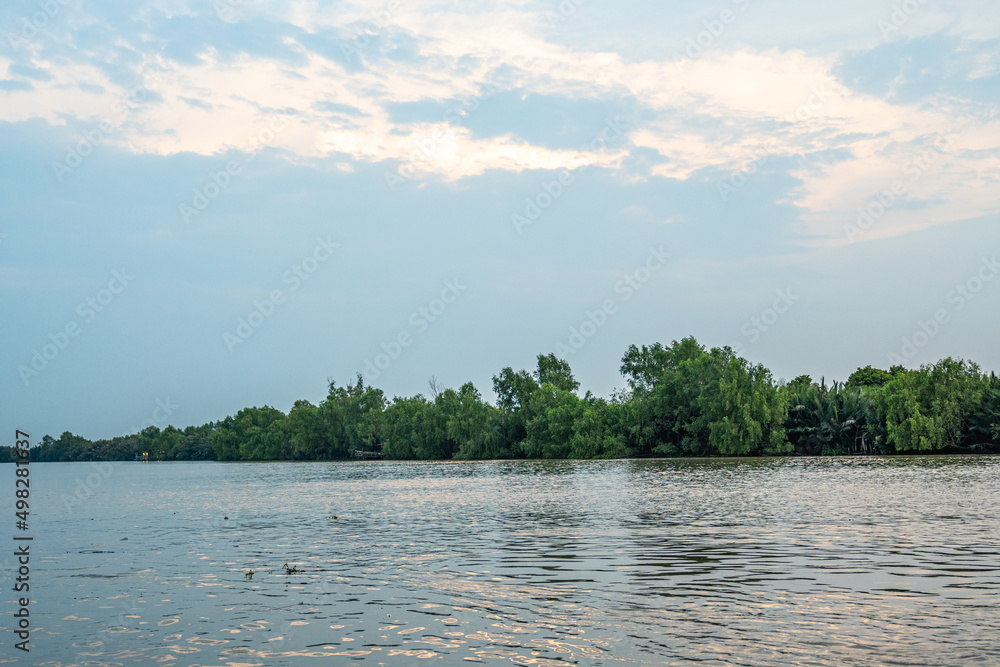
[2,457,999,665]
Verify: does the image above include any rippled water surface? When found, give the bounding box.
[3,457,1000,666]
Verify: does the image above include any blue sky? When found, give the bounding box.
[2,0,999,441]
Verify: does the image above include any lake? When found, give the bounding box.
[3,457,999,665]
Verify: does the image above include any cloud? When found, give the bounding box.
[0,0,996,248]
[4,0,1000,442]
[0,79,34,92]
[180,95,213,110]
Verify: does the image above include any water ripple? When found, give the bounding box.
[7,456,1000,665]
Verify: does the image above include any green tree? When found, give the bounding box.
[535,354,580,393]
[570,396,630,459]
[175,424,217,460]
[784,380,884,455]
[967,373,1000,449]
[383,395,432,459]
[492,366,540,456]
[318,375,386,458]
[492,366,539,411]
[152,425,186,460]
[694,349,790,456]
[285,400,326,459]
[209,406,288,460]
[846,365,894,389]
[622,342,789,457]
[211,417,240,461]
[447,382,499,459]
[788,374,813,388]
[523,384,583,459]
[878,358,985,451]
[209,407,287,460]
[619,337,705,395]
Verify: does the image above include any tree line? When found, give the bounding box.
[5,338,999,463]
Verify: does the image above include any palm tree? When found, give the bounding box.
[784,380,885,455]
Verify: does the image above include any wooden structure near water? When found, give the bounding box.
[353,444,384,460]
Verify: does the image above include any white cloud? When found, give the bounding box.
[2,0,997,245]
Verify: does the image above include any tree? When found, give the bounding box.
[967,373,1000,449]
[694,349,790,456]
[789,374,813,388]
[211,416,240,461]
[492,366,538,411]
[382,395,435,460]
[846,365,894,389]
[620,337,705,395]
[152,425,186,460]
[878,358,985,452]
[175,424,217,460]
[491,365,540,456]
[523,384,583,459]
[621,343,712,457]
[49,431,92,461]
[535,354,579,393]
[621,342,789,457]
[285,400,325,459]
[427,375,443,399]
[447,382,497,459]
[570,396,630,459]
[209,406,288,460]
[784,380,885,455]
[318,375,386,458]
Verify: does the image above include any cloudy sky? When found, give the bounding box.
[2,0,999,441]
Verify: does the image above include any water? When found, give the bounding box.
[2,457,999,666]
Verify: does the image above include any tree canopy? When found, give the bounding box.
[9,340,999,463]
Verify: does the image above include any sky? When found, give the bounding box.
[2,0,999,442]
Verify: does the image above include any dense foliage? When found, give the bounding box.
[1,423,217,463]
[6,338,999,462]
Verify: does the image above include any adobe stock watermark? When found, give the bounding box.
[555,246,671,356]
[0,557,15,585]
[384,81,497,191]
[340,1,402,60]
[545,0,588,27]
[785,84,833,124]
[6,0,72,52]
[214,0,244,23]
[362,279,467,381]
[673,0,753,72]
[224,236,340,352]
[511,117,625,233]
[717,143,775,202]
[578,117,628,153]
[179,115,289,223]
[61,462,114,513]
[604,624,636,661]
[844,127,957,243]
[888,255,999,365]
[255,619,301,657]
[511,171,575,234]
[17,268,135,386]
[878,0,928,41]
[718,83,833,202]
[129,397,179,434]
[729,288,799,357]
[52,66,166,182]
[86,599,141,653]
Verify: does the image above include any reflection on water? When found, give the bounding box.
[3,456,999,665]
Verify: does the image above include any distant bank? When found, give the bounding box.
[7,338,999,463]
